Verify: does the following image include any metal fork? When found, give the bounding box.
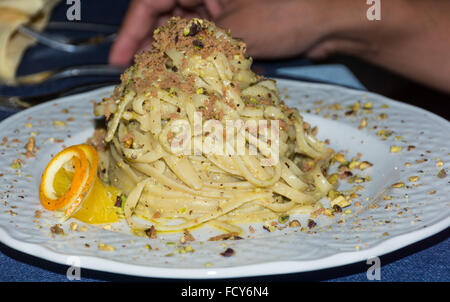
[0,80,119,109]
[18,24,117,53]
[0,64,125,109]
[17,64,127,83]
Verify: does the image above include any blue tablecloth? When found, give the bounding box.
[0,0,448,282]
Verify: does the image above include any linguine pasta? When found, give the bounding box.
[94,17,336,234]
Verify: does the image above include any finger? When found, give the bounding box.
[178,0,227,19]
[173,6,209,19]
[214,3,256,41]
[177,0,204,8]
[214,0,312,59]
[109,0,175,66]
[136,36,154,55]
[204,0,224,18]
[306,38,369,60]
[156,14,172,27]
[109,0,154,65]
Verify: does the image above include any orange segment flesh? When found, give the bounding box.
[52,160,120,224]
[53,167,74,198]
[72,178,120,224]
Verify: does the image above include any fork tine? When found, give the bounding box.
[18,26,79,52]
[47,64,125,81]
[46,22,119,33]
[18,25,116,53]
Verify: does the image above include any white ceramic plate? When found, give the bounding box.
[0,79,449,279]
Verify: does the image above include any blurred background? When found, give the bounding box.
[0,0,448,120]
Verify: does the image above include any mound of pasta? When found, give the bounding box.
[94,17,335,234]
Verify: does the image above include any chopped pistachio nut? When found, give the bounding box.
[249,97,258,104]
[358,118,367,129]
[53,120,66,127]
[70,222,78,231]
[390,146,402,153]
[331,195,351,209]
[175,245,194,254]
[278,215,290,224]
[288,219,301,228]
[10,160,21,170]
[437,169,447,179]
[334,153,348,165]
[324,208,334,217]
[408,176,419,182]
[50,224,64,235]
[352,176,366,183]
[348,160,361,170]
[327,173,338,185]
[263,222,275,232]
[377,113,388,120]
[327,190,341,200]
[359,161,373,170]
[392,182,405,188]
[377,129,393,139]
[329,103,342,110]
[98,243,115,251]
[363,101,373,109]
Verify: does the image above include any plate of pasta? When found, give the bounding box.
[0,18,449,279]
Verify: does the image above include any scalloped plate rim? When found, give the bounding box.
[0,78,449,279]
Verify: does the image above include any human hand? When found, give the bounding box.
[109,0,346,65]
[213,0,356,60]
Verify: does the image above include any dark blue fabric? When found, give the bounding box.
[0,0,448,282]
[0,229,448,281]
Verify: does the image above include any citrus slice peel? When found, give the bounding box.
[39,144,98,220]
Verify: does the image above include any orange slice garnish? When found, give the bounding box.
[40,144,98,220]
